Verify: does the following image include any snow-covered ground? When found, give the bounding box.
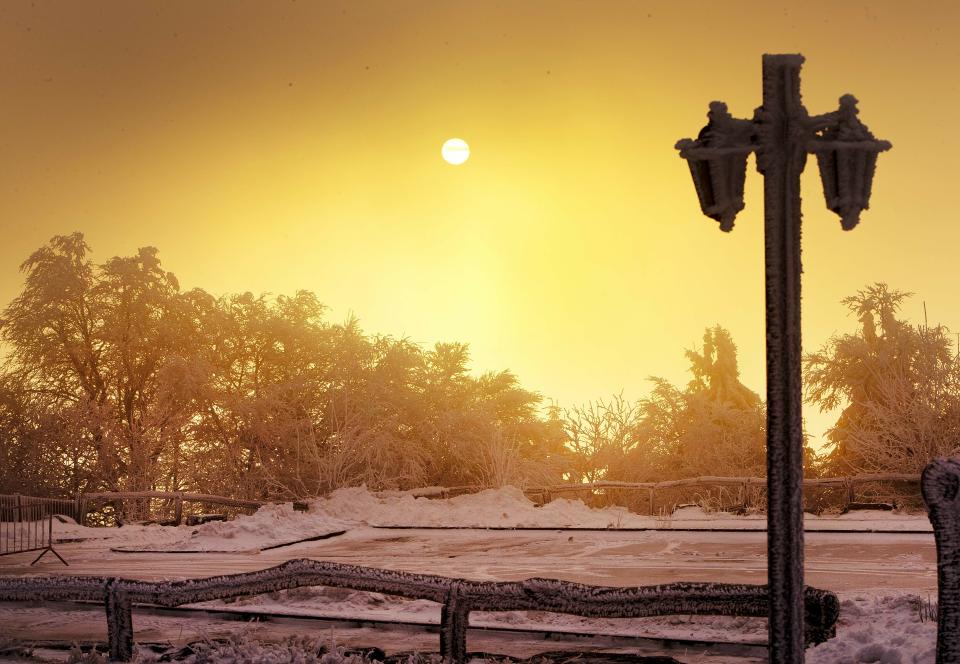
[25,486,931,555]
[0,487,943,661]
[0,593,939,663]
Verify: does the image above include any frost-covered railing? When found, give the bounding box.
[542,475,920,510]
[922,457,960,663]
[0,558,839,663]
[470,474,920,514]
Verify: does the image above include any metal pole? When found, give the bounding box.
[757,53,807,662]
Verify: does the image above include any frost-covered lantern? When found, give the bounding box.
[675,102,754,232]
[808,95,892,231]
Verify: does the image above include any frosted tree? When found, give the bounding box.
[804,283,960,475]
[606,326,770,483]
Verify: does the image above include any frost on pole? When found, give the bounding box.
[922,457,960,663]
[675,53,891,664]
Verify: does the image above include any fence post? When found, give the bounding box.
[741,481,750,512]
[921,457,960,664]
[15,494,21,524]
[174,493,184,526]
[649,488,656,516]
[105,578,134,662]
[78,495,88,528]
[439,580,468,663]
[845,478,856,511]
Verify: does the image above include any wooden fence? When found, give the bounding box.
[411,473,923,514]
[531,473,923,515]
[0,473,924,529]
[0,558,840,662]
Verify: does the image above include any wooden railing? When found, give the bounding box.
[0,559,840,662]
[529,474,922,514]
[404,474,924,514]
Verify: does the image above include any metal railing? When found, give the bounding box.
[0,492,284,528]
[0,497,68,566]
[0,559,839,662]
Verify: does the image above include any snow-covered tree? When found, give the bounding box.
[804,283,960,475]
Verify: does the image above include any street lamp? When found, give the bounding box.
[675,54,891,662]
[675,102,753,232]
[809,94,892,231]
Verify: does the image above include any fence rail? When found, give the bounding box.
[405,474,923,514]
[531,473,922,515]
[0,559,839,662]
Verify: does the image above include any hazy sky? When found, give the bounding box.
[3,1,958,448]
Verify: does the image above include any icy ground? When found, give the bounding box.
[0,487,942,662]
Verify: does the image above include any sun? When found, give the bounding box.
[441,138,470,165]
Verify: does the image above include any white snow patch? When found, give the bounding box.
[807,594,937,663]
[113,503,352,552]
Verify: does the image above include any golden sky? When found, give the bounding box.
[2,1,958,447]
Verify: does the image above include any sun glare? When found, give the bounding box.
[441,138,470,165]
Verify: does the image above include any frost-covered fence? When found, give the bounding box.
[6,472,922,529]
[922,457,960,663]
[0,497,68,565]
[0,558,839,662]
[531,474,922,514]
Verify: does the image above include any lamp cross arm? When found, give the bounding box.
[674,101,756,157]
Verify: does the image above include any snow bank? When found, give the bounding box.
[45,503,349,553]
[308,486,930,531]
[40,485,930,554]
[314,486,644,529]
[112,503,352,552]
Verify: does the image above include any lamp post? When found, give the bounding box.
[675,54,891,662]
